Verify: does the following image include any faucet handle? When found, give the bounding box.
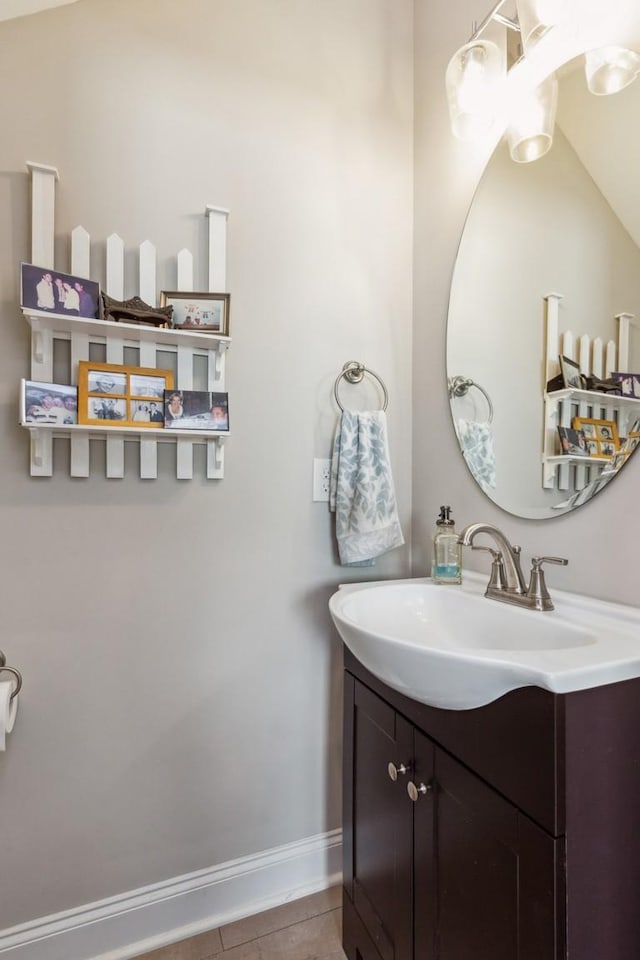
[531,556,569,570]
[527,557,568,611]
[472,545,507,592]
[471,545,501,559]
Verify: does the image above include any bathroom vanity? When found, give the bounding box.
[342,647,640,960]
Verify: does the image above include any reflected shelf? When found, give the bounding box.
[545,388,640,408]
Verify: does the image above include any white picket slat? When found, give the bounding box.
[605,340,617,378]
[140,438,158,479]
[617,313,633,371]
[106,234,125,299]
[70,227,91,477]
[105,234,126,478]
[71,226,91,278]
[177,249,194,292]
[139,240,156,305]
[26,161,58,269]
[592,338,604,378]
[206,205,229,292]
[27,162,58,475]
[544,293,562,384]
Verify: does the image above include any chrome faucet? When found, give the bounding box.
[458,522,568,611]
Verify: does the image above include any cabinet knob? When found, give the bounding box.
[407,780,432,802]
[388,762,410,782]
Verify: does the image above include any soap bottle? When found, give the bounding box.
[431,506,462,584]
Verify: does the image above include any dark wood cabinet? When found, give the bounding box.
[343,647,640,960]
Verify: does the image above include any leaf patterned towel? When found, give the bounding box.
[456,418,497,493]
[329,410,404,566]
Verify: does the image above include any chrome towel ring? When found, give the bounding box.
[0,650,22,702]
[448,375,494,424]
[334,361,389,412]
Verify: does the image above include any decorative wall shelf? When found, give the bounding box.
[542,293,635,492]
[22,161,231,481]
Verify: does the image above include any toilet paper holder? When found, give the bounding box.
[0,650,22,702]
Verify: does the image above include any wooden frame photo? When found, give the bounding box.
[20,263,100,319]
[572,417,620,458]
[164,390,229,431]
[78,361,174,428]
[21,379,78,425]
[160,291,230,335]
[559,355,585,390]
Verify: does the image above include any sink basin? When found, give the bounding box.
[329,575,640,710]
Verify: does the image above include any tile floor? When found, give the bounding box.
[135,886,345,960]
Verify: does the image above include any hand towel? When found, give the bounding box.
[329,410,404,566]
[456,418,497,493]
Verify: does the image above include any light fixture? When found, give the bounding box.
[445,39,504,141]
[447,0,640,163]
[506,73,558,162]
[584,46,640,96]
[515,0,571,55]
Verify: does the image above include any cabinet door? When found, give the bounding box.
[414,743,563,960]
[344,677,414,960]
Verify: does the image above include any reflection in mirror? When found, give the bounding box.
[447,49,640,519]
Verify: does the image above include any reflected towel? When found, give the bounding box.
[456,419,497,492]
[329,410,404,566]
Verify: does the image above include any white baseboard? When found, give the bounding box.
[0,829,342,960]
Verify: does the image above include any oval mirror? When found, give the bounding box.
[447,46,640,519]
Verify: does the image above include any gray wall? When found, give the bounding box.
[0,0,413,928]
[413,0,639,603]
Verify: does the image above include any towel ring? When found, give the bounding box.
[0,650,22,702]
[448,375,494,424]
[0,667,22,702]
[334,362,389,412]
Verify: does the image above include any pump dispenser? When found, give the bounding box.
[431,505,462,584]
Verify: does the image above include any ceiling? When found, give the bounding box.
[0,0,79,22]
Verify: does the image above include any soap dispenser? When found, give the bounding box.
[432,505,462,584]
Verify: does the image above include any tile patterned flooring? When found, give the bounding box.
[135,886,345,960]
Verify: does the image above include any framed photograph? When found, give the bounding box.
[610,372,640,399]
[160,291,230,335]
[572,417,620,458]
[559,355,585,390]
[78,361,174,428]
[164,390,229,431]
[557,426,588,456]
[21,380,77,425]
[20,263,100,319]
[628,417,640,437]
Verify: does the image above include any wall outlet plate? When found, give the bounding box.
[313,458,331,501]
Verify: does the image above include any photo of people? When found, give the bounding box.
[163,390,229,431]
[130,374,166,398]
[160,291,230,335]
[88,397,126,421]
[598,424,614,441]
[131,401,164,424]
[88,370,127,395]
[586,440,599,457]
[557,426,587,456]
[22,380,77,425]
[21,263,100,319]
[611,372,640,399]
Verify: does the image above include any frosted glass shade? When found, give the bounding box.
[446,40,503,141]
[507,73,558,163]
[516,0,570,55]
[585,47,640,96]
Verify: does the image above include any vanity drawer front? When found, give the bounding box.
[344,650,564,836]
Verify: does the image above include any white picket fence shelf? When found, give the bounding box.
[542,292,635,492]
[21,161,231,480]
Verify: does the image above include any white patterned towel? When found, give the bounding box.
[456,418,497,492]
[329,411,404,566]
